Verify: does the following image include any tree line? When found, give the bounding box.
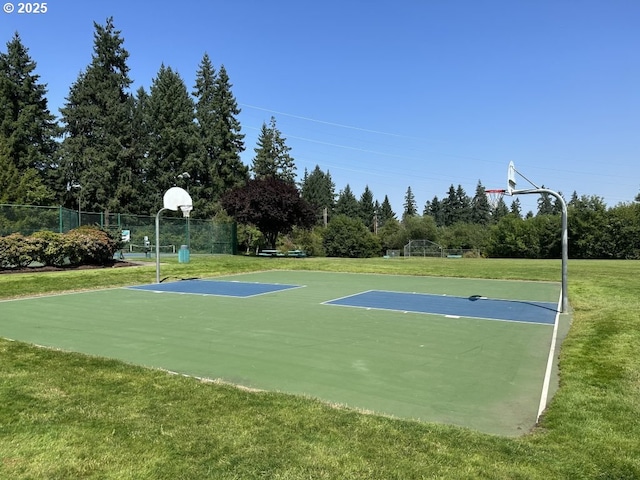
[2,18,639,258]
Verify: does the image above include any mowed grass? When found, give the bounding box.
[1,256,639,479]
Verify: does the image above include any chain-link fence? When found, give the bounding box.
[0,204,236,255]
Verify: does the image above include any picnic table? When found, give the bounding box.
[258,249,307,258]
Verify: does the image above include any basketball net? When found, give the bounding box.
[485,189,506,209]
[179,205,193,218]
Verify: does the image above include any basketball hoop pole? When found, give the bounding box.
[155,207,169,284]
[156,187,194,283]
[510,187,568,313]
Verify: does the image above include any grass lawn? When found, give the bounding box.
[1,256,639,479]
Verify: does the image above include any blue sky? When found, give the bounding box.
[3,0,639,215]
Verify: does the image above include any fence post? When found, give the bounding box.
[232,222,237,255]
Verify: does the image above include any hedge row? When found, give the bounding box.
[0,227,120,270]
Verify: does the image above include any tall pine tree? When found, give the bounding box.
[403,186,417,220]
[358,185,376,231]
[471,181,491,225]
[455,184,472,223]
[300,165,335,225]
[193,55,247,213]
[378,195,396,227]
[537,186,555,215]
[192,53,222,210]
[510,198,522,217]
[252,116,296,183]
[59,18,134,216]
[440,185,457,226]
[424,196,443,226]
[211,65,247,191]
[334,184,360,219]
[144,64,199,214]
[0,33,59,203]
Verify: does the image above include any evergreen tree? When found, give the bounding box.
[373,200,381,233]
[252,116,295,183]
[212,65,248,190]
[334,184,359,218]
[58,18,134,216]
[128,87,151,212]
[192,53,222,209]
[470,181,491,225]
[551,191,566,215]
[440,185,457,226]
[0,136,51,203]
[358,185,376,230]
[493,197,510,221]
[569,190,579,206]
[193,56,247,211]
[0,33,59,199]
[424,195,443,226]
[300,165,335,225]
[510,197,522,217]
[537,185,555,215]
[144,64,199,213]
[455,184,472,223]
[378,195,396,227]
[403,186,417,219]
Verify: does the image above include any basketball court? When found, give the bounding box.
[0,270,564,436]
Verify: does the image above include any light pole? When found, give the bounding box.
[177,172,191,248]
[71,183,82,226]
[177,172,191,187]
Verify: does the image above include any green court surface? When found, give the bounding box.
[0,271,562,436]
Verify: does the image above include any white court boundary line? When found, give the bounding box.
[536,292,564,422]
[323,290,558,326]
[126,280,305,298]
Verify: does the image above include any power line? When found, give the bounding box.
[240,103,425,140]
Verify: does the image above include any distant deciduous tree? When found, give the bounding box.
[323,215,381,258]
[220,176,315,249]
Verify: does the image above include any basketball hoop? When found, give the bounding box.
[179,205,193,218]
[485,189,506,209]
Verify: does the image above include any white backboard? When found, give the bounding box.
[163,187,192,211]
[507,161,517,195]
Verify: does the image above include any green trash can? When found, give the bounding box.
[178,245,190,263]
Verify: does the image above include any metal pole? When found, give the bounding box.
[178,173,191,249]
[512,188,568,312]
[155,207,168,284]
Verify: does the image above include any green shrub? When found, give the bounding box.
[323,215,381,258]
[290,226,325,257]
[0,233,39,269]
[0,227,119,270]
[31,230,68,267]
[64,226,119,266]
